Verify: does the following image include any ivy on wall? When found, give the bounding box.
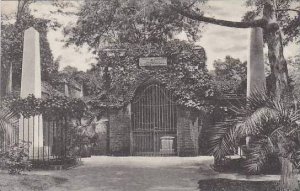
[3,95,86,120]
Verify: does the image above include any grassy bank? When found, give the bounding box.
[198,179,280,191]
[0,172,67,191]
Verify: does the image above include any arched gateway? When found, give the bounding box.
[131,82,177,156]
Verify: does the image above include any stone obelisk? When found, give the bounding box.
[247,27,266,97]
[244,27,266,148]
[19,27,43,159]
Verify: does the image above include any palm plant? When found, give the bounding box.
[209,91,300,191]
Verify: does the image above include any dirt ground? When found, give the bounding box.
[24,156,283,191]
[36,156,214,191]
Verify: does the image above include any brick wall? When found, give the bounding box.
[177,107,201,156]
[109,105,131,156]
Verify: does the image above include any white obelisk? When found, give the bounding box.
[244,27,266,148]
[247,27,266,97]
[19,27,43,159]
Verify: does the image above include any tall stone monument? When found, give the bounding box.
[19,27,43,159]
[247,27,266,97]
[244,27,266,148]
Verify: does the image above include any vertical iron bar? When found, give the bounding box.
[22,118,24,144]
[27,118,30,158]
[3,129,5,151]
[163,88,165,134]
[37,116,39,160]
[170,93,173,131]
[169,91,171,131]
[42,119,45,162]
[54,120,56,160]
[48,120,50,161]
[64,118,67,163]
[150,87,152,152]
[172,94,174,131]
[154,85,157,153]
[60,119,63,159]
[158,85,160,132]
[33,117,35,160]
[138,96,140,130]
[133,103,135,155]
[142,94,144,130]
[147,88,150,130]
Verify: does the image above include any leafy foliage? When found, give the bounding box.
[212,56,247,95]
[3,95,86,120]
[288,54,300,98]
[0,141,32,175]
[64,0,206,48]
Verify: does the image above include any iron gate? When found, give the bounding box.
[131,83,177,156]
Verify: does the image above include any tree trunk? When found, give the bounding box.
[280,154,299,191]
[263,0,289,99]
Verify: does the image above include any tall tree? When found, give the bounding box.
[171,0,299,99]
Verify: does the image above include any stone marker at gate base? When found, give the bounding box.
[160,136,175,155]
[19,27,45,159]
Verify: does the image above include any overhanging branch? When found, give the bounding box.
[171,5,268,29]
[276,9,300,14]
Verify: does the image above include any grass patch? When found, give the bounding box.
[0,172,67,191]
[198,179,280,191]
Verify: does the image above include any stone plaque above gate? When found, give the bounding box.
[139,57,167,67]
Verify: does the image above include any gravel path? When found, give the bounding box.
[41,156,214,191]
[28,156,284,191]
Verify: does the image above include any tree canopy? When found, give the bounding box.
[212,56,247,95]
[64,0,205,49]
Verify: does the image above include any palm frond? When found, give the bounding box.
[244,138,276,173]
[240,107,279,136]
[208,119,241,160]
[246,88,271,111]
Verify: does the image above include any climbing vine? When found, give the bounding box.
[3,95,86,119]
[88,40,215,113]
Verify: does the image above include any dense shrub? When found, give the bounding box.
[0,141,32,174]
